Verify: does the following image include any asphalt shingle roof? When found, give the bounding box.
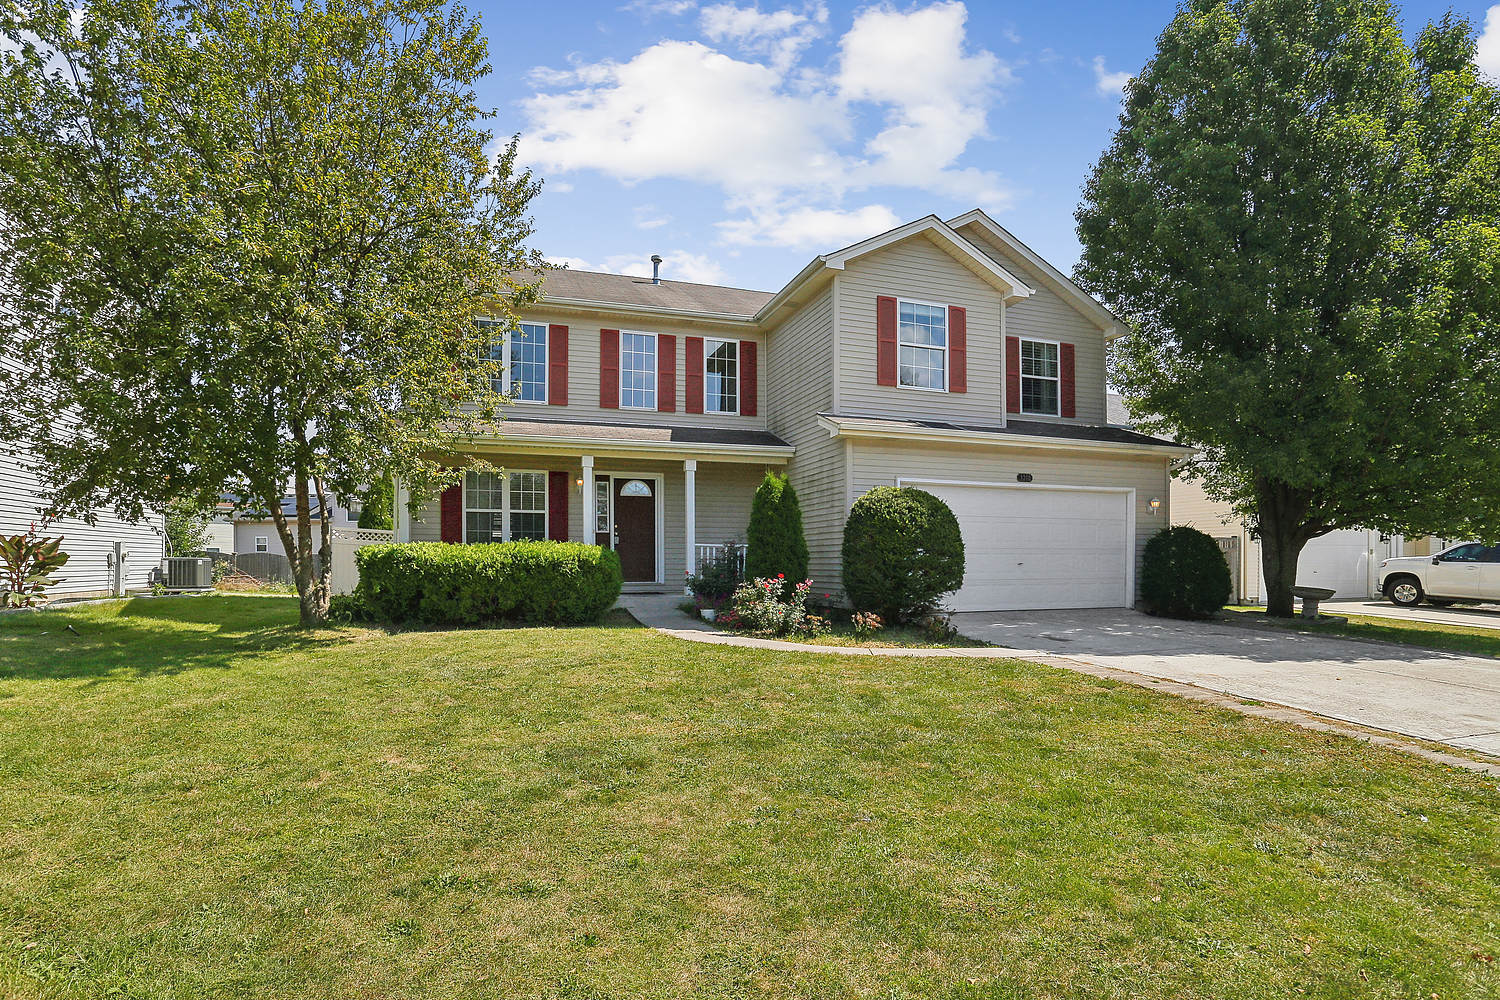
[527,268,775,317]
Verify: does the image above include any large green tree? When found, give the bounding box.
[1076,0,1500,616]
[0,0,542,622]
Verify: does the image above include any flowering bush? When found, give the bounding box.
[730,574,814,637]
[851,611,883,639]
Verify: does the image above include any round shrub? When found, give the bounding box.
[354,541,622,625]
[841,486,964,623]
[1140,525,1232,619]
[744,472,809,585]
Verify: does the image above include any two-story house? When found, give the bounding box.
[392,210,1188,611]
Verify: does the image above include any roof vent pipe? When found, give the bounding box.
[650,254,663,284]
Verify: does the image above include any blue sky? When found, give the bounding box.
[478,0,1500,292]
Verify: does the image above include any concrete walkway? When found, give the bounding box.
[616,594,1499,775]
[1321,599,1500,631]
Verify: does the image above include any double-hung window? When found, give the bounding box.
[705,339,738,414]
[1020,339,1060,415]
[478,320,548,402]
[620,331,657,409]
[464,470,547,542]
[897,299,947,391]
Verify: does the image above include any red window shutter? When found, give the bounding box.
[440,482,462,542]
[685,337,705,414]
[739,340,758,416]
[1060,342,1076,418]
[1005,336,1021,414]
[948,306,967,393]
[876,295,898,386]
[599,329,619,409]
[548,324,568,405]
[548,470,569,541]
[657,334,676,412]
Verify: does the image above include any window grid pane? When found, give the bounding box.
[897,301,946,388]
[621,333,657,409]
[1021,377,1059,414]
[509,472,547,541]
[595,481,610,534]
[477,320,506,393]
[706,340,738,413]
[509,323,548,402]
[1020,340,1058,377]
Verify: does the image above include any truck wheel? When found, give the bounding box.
[1387,576,1423,607]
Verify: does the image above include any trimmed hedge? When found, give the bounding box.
[841,486,965,622]
[1140,526,1232,619]
[354,541,622,625]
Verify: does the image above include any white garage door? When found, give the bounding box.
[1294,530,1393,599]
[909,481,1133,612]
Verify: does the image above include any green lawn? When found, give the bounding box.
[1,596,1497,999]
[1226,606,1500,658]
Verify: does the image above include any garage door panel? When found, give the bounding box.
[914,482,1131,612]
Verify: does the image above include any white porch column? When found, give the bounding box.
[581,455,595,544]
[684,459,697,594]
[393,474,412,543]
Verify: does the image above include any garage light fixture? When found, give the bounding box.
[1148,497,1162,515]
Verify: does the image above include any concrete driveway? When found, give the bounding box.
[1321,599,1500,631]
[951,609,1500,756]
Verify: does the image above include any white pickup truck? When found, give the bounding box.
[1378,542,1500,607]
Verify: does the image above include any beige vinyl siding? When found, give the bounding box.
[846,438,1173,598]
[492,310,767,431]
[0,351,165,597]
[1169,475,1246,535]
[694,462,766,547]
[835,235,1006,426]
[764,286,844,588]
[956,223,1108,425]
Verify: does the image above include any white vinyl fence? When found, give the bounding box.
[329,527,393,595]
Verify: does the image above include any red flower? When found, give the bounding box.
[777,573,785,579]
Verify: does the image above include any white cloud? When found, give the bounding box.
[634,205,671,229]
[624,0,698,16]
[519,2,1015,249]
[1092,56,1132,97]
[716,203,901,249]
[604,250,730,284]
[1479,5,1500,80]
[836,1,1010,198]
[699,2,826,70]
[544,249,731,285]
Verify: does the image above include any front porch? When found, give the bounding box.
[393,419,791,592]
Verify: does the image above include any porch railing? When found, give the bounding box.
[693,543,745,574]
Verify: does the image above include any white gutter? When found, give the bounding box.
[817,414,1195,458]
[457,430,794,463]
[540,296,760,327]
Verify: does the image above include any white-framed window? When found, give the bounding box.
[464,470,548,542]
[478,319,548,403]
[897,299,947,391]
[705,338,738,414]
[620,331,657,410]
[1020,338,1061,415]
[254,536,268,553]
[594,480,610,535]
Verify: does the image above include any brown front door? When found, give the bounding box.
[612,478,657,582]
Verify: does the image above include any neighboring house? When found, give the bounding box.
[221,495,356,558]
[0,352,166,598]
[1110,392,1431,602]
[394,211,1188,611]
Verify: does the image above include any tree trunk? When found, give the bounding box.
[1256,477,1315,618]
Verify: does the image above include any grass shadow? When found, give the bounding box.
[0,595,351,683]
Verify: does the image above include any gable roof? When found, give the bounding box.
[755,214,1034,323]
[529,267,773,321]
[947,209,1124,338]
